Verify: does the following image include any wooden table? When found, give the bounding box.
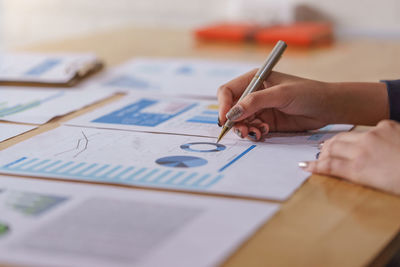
[2,26,400,267]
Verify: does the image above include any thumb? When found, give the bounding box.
[225,87,288,121]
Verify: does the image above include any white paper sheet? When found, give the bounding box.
[66,93,353,143]
[0,123,36,142]
[0,87,113,124]
[82,58,256,97]
[0,175,279,267]
[0,125,336,200]
[0,52,100,84]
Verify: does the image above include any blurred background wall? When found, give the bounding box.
[1,0,399,49]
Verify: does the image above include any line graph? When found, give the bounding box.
[54,131,98,158]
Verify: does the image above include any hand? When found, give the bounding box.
[217,70,389,141]
[300,120,400,195]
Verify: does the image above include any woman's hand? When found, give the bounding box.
[217,70,389,141]
[300,120,400,195]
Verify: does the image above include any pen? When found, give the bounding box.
[216,40,287,143]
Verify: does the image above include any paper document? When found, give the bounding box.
[0,87,113,124]
[82,58,256,97]
[0,52,101,84]
[0,125,349,200]
[67,93,237,138]
[66,93,353,143]
[0,175,279,267]
[0,123,36,142]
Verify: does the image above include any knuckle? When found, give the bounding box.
[333,132,347,140]
[317,159,333,174]
[218,84,229,93]
[378,119,396,129]
[363,129,379,142]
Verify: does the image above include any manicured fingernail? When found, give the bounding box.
[234,128,243,138]
[261,125,268,134]
[226,105,243,121]
[298,161,309,168]
[248,131,257,141]
[318,142,324,150]
[217,117,222,127]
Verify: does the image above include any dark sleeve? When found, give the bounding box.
[382,79,400,122]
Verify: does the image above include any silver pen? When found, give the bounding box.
[217,40,287,143]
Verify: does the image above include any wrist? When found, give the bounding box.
[324,82,389,125]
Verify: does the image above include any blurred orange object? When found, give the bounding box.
[195,22,333,47]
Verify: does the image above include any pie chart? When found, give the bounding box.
[155,156,208,168]
[180,142,226,153]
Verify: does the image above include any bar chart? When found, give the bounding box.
[0,157,224,190]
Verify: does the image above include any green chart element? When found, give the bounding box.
[6,191,68,216]
[0,222,10,236]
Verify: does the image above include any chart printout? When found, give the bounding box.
[0,125,322,200]
[81,58,256,97]
[67,93,353,143]
[0,87,113,124]
[0,175,279,267]
[0,52,99,84]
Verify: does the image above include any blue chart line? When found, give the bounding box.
[1,157,223,190]
[218,145,257,172]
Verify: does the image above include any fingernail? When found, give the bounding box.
[234,128,243,138]
[217,117,222,127]
[248,131,257,141]
[226,105,243,121]
[261,125,268,134]
[318,142,324,150]
[298,161,309,168]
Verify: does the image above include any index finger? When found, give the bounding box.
[217,68,258,125]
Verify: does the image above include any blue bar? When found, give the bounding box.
[166,171,184,184]
[76,163,98,176]
[62,162,86,175]
[205,175,224,188]
[127,168,147,180]
[100,165,122,179]
[179,172,198,185]
[151,170,172,183]
[39,160,62,172]
[218,145,257,172]
[138,169,159,182]
[3,157,27,168]
[114,167,135,179]
[202,110,219,115]
[25,159,50,171]
[192,174,211,187]
[187,116,217,124]
[15,158,38,170]
[52,161,74,173]
[87,164,110,177]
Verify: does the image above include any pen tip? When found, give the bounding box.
[217,126,230,144]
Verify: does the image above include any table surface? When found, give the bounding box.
[2,26,400,267]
